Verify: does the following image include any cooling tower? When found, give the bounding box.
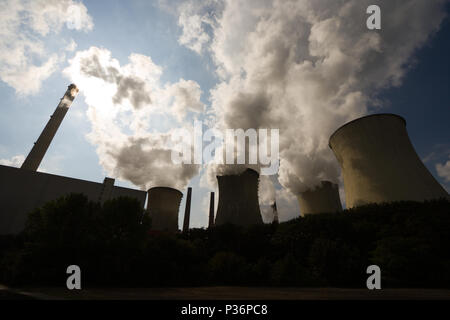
[329,113,449,208]
[215,168,263,226]
[21,84,79,171]
[297,181,343,216]
[147,187,183,232]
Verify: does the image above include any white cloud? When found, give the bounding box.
[65,39,78,52]
[0,0,93,95]
[259,175,275,206]
[0,153,61,173]
[275,188,300,222]
[0,154,25,167]
[167,79,205,121]
[436,159,450,183]
[63,46,204,190]
[160,0,219,54]
[178,10,211,54]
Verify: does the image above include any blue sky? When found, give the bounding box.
[0,0,449,228]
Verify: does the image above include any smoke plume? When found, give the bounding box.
[181,0,448,195]
[64,46,204,190]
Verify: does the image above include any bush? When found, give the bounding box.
[0,196,449,288]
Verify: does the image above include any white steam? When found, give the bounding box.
[64,47,204,190]
[184,0,448,195]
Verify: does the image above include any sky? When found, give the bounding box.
[0,0,449,229]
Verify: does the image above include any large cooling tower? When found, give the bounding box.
[215,168,263,226]
[147,187,183,232]
[297,181,343,216]
[21,84,79,171]
[329,113,449,208]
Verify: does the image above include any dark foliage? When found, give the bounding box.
[0,194,449,288]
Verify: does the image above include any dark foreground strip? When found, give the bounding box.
[0,300,447,319]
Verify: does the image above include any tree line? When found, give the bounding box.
[0,193,449,288]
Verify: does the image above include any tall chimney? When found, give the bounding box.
[21,84,79,171]
[271,201,279,223]
[182,187,192,233]
[208,192,215,228]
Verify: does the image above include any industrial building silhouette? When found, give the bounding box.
[297,181,342,216]
[0,165,147,234]
[0,85,448,235]
[215,168,263,226]
[147,186,183,232]
[0,84,146,235]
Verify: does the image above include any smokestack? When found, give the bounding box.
[21,84,79,171]
[329,113,449,208]
[215,168,263,226]
[297,181,343,216]
[271,201,279,223]
[147,186,183,232]
[182,187,192,233]
[208,192,215,228]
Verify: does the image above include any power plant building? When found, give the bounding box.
[147,187,183,232]
[215,168,263,226]
[0,165,147,235]
[297,181,342,216]
[0,84,147,235]
[329,113,449,208]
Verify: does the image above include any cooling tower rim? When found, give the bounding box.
[147,186,183,196]
[216,167,259,178]
[319,180,338,187]
[328,113,406,149]
[300,180,338,194]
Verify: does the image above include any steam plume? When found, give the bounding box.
[64,47,203,190]
[191,0,447,194]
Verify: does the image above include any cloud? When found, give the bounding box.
[436,159,450,183]
[259,175,275,206]
[160,0,219,54]
[274,188,300,222]
[0,155,25,167]
[196,0,448,195]
[166,79,205,120]
[0,154,57,173]
[178,8,211,54]
[64,46,204,190]
[422,144,450,163]
[0,0,93,95]
[65,39,78,52]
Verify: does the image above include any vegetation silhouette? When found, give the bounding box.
[0,193,449,288]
